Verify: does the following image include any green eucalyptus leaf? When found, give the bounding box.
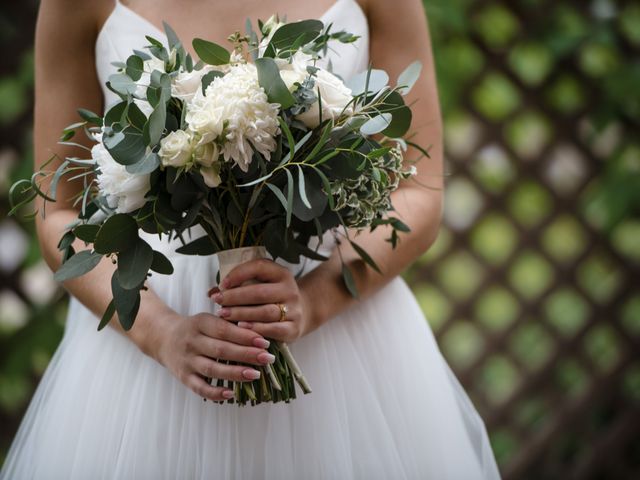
[360,113,392,135]
[346,69,389,96]
[192,38,231,65]
[396,60,422,95]
[266,183,288,211]
[341,264,359,298]
[125,152,160,175]
[104,101,127,126]
[297,165,311,208]
[175,236,217,255]
[150,250,174,274]
[111,271,140,331]
[285,168,294,227]
[267,20,323,54]
[73,224,100,243]
[144,101,167,146]
[255,57,295,108]
[103,128,147,165]
[378,91,412,138]
[53,250,103,282]
[77,108,103,126]
[108,73,138,95]
[117,238,153,289]
[163,21,181,50]
[349,240,382,273]
[97,299,116,331]
[125,55,145,81]
[94,214,139,254]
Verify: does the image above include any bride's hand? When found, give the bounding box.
[210,259,313,342]
[155,311,276,402]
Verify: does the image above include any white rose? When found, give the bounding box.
[193,141,220,168]
[172,66,218,102]
[200,164,222,188]
[279,69,305,92]
[296,68,354,128]
[159,130,193,167]
[92,140,150,213]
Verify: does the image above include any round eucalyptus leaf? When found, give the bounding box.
[117,238,154,289]
[94,214,139,254]
[360,113,392,135]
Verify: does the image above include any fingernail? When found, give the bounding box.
[222,390,235,399]
[253,337,270,349]
[221,278,230,289]
[207,286,220,297]
[218,308,230,318]
[212,293,222,304]
[242,369,261,380]
[258,352,276,364]
[238,321,253,329]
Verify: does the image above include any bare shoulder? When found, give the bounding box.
[36,0,113,44]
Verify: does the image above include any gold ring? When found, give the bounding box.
[277,303,288,322]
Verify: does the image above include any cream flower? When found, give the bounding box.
[296,68,354,128]
[190,63,280,172]
[92,140,150,213]
[172,65,218,102]
[159,130,193,167]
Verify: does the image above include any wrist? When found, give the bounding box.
[299,282,325,337]
[130,307,178,366]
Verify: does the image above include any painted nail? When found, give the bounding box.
[212,293,222,304]
[222,390,235,399]
[238,321,253,329]
[253,337,270,349]
[218,308,230,318]
[242,369,261,380]
[257,352,276,364]
[207,286,220,297]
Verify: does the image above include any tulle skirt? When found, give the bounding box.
[0,247,501,479]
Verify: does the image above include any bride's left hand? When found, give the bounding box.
[209,259,313,342]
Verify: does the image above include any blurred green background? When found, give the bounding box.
[1,0,639,478]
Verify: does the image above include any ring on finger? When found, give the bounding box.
[276,302,288,322]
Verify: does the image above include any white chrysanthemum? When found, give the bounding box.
[188,63,280,172]
[91,140,150,213]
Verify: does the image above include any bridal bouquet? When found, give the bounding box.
[10,16,424,405]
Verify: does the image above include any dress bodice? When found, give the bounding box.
[96,0,369,111]
[94,0,369,266]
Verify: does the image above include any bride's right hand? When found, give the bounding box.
[155,312,275,401]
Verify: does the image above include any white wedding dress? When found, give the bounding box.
[1,1,501,478]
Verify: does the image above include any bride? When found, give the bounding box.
[1,0,501,478]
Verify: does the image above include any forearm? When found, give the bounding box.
[36,208,175,361]
[299,183,442,332]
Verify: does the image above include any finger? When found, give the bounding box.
[196,315,271,349]
[192,356,262,383]
[221,259,288,289]
[187,374,235,402]
[207,286,220,297]
[218,304,281,323]
[213,283,285,307]
[239,321,297,343]
[195,337,276,366]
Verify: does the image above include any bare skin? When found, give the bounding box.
[34,0,442,401]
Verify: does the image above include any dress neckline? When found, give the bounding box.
[98,0,356,43]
